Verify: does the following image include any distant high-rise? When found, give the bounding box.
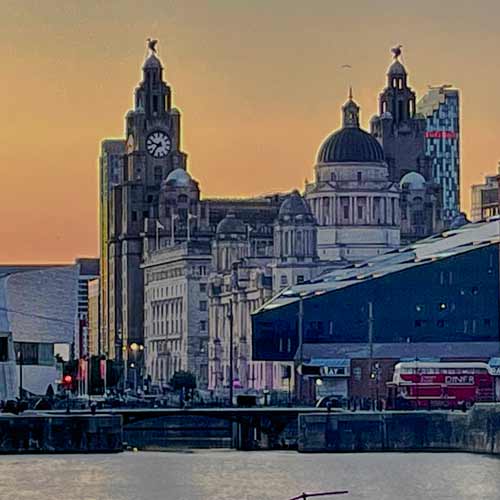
[99,140,124,359]
[417,86,461,222]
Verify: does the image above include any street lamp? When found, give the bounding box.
[130,342,144,394]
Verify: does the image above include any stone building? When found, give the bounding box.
[102,42,412,394]
[370,49,443,242]
[142,241,211,389]
[305,92,400,262]
[207,202,324,396]
[103,43,189,384]
[470,167,500,222]
[399,172,443,244]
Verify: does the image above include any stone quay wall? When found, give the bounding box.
[298,404,500,455]
[124,415,232,449]
[0,413,123,453]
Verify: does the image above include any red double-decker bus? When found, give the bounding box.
[387,361,496,410]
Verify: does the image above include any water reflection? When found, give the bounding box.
[0,451,498,500]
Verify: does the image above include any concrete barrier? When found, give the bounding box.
[0,413,123,453]
[298,404,500,455]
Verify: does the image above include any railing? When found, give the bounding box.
[288,491,349,500]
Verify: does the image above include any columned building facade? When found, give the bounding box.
[305,94,400,262]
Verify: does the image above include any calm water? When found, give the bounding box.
[1,451,499,500]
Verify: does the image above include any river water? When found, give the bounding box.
[1,451,498,500]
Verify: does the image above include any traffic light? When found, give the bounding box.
[62,374,73,389]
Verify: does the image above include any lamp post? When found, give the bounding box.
[130,342,144,394]
[227,299,234,407]
[16,350,23,400]
[297,294,304,404]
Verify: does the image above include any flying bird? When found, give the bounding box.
[147,38,158,53]
[391,45,403,60]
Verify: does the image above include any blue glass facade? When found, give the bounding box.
[417,88,460,223]
[252,244,499,361]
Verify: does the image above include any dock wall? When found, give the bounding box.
[0,413,123,453]
[298,404,500,454]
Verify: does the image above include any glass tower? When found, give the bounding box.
[417,86,460,223]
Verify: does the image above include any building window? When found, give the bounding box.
[199,301,207,311]
[200,321,207,332]
[296,275,304,284]
[484,319,492,327]
[14,342,53,366]
[132,211,137,222]
[343,205,349,219]
[357,171,362,182]
[199,283,207,293]
[280,275,288,286]
[0,338,8,362]
[357,205,363,219]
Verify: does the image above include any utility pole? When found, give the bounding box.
[368,301,374,409]
[297,295,304,404]
[17,350,23,400]
[228,298,234,407]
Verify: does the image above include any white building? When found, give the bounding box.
[305,94,400,262]
[0,266,77,396]
[143,241,211,389]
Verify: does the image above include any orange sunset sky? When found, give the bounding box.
[1,0,500,263]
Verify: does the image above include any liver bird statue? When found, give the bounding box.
[391,44,403,60]
[147,38,158,54]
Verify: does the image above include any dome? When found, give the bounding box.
[216,213,246,236]
[317,127,385,164]
[143,54,162,69]
[388,60,407,76]
[163,168,193,188]
[400,171,426,190]
[279,190,313,219]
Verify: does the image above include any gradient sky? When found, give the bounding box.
[2,0,500,263]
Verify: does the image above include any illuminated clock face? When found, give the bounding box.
[146,131,171,158]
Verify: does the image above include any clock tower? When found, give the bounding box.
[106,40,188,377]
[125,44,186,188]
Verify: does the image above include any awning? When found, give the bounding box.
[305,358,350,368]
[303,358,350,377]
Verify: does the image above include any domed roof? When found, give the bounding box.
[143,54,162,69]
[216,213,246,235]
[388,60,407,76]
[279,190,313,218]
[164,168,193,188]
[317,127,385,164]
[400,171,426,190]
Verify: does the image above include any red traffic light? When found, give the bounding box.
[62,375,72,386]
